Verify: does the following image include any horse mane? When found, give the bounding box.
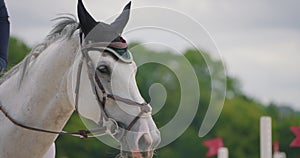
[0,14,80,85]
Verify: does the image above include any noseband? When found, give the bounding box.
[0,42,151,140]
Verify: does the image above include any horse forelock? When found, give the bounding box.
[0,15,80,85]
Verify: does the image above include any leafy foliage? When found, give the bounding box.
[7,37,30,69]
[6,38,300,158]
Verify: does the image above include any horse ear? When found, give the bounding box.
[110,1,131,35]
[77,0,98,35]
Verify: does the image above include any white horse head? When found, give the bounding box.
[0,0,160,158]
[72,0,161,157]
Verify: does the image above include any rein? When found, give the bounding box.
[0,104,103,138]
[0,43,151,140]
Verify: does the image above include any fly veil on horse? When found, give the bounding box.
[0,0,160,157]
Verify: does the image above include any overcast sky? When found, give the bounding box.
[6,0,300,110]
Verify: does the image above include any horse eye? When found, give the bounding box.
[97,65,110,74]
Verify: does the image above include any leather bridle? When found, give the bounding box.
[76,44,152,138]
[0,43,151,140]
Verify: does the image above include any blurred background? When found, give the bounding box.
[5,0,300,157]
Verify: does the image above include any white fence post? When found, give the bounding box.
[273,152,286,158]
[260,116,272,158]
[218,147,229,158]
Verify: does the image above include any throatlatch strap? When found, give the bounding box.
[74,57,84,113]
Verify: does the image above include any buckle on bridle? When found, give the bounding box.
[141,103,151,113]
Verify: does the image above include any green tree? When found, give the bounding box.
[7,36,30,69]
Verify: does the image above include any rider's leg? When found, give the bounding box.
[0,1,10,73]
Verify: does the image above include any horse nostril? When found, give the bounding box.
[138,133,152,151]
